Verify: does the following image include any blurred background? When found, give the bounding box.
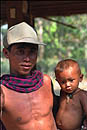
[1,15,87,93]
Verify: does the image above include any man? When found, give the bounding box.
[0,22,57,130]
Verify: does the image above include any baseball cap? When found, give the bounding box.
[3,22,46,48]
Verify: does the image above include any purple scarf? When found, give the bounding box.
[0,70,43,93]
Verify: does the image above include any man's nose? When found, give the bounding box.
[24,54,30,62]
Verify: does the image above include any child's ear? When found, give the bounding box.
[79,74,83,82]
[3,48,9,58]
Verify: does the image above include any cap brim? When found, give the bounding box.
[9,38,46,46]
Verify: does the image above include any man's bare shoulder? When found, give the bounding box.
[43,74,51,81]
[43,74,51,87]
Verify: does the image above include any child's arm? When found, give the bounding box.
[80,90,87,128]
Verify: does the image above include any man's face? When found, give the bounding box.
[4,43,38,77]
[56,66,82,93]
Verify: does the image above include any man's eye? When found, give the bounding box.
[31,48,37,53]
[18,49,24,55]
[31,49,35,53]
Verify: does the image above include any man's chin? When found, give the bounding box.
[20,70,31,76]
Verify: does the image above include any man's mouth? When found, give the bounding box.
[21,64,32,69]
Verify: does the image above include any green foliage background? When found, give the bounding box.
[1,14,87,78]
[35,15,87,78]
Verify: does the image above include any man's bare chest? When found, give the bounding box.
[2,86,53,122]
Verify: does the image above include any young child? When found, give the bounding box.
[54,59,87,130]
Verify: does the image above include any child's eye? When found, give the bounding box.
[61,81,66,84]
[69,79,74,82]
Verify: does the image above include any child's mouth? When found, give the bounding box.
[66,86,72,91]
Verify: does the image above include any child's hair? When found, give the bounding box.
[55,59,81,76]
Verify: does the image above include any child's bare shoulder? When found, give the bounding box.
[80,89,87,96]
[79,89,87,109]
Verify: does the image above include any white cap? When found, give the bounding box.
[3,22,46,48]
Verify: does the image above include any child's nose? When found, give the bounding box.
[66,81,70,86]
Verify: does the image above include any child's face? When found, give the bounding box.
[56,66,83,93]
[3,43,38,77]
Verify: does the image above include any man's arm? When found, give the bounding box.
[51,81,60,120]
[0,86,5,118]
[0,85,6,130]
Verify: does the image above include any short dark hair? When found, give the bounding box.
[55,59,81,76]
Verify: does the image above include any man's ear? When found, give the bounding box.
[3,48,9,58]
[79,74,83,82]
